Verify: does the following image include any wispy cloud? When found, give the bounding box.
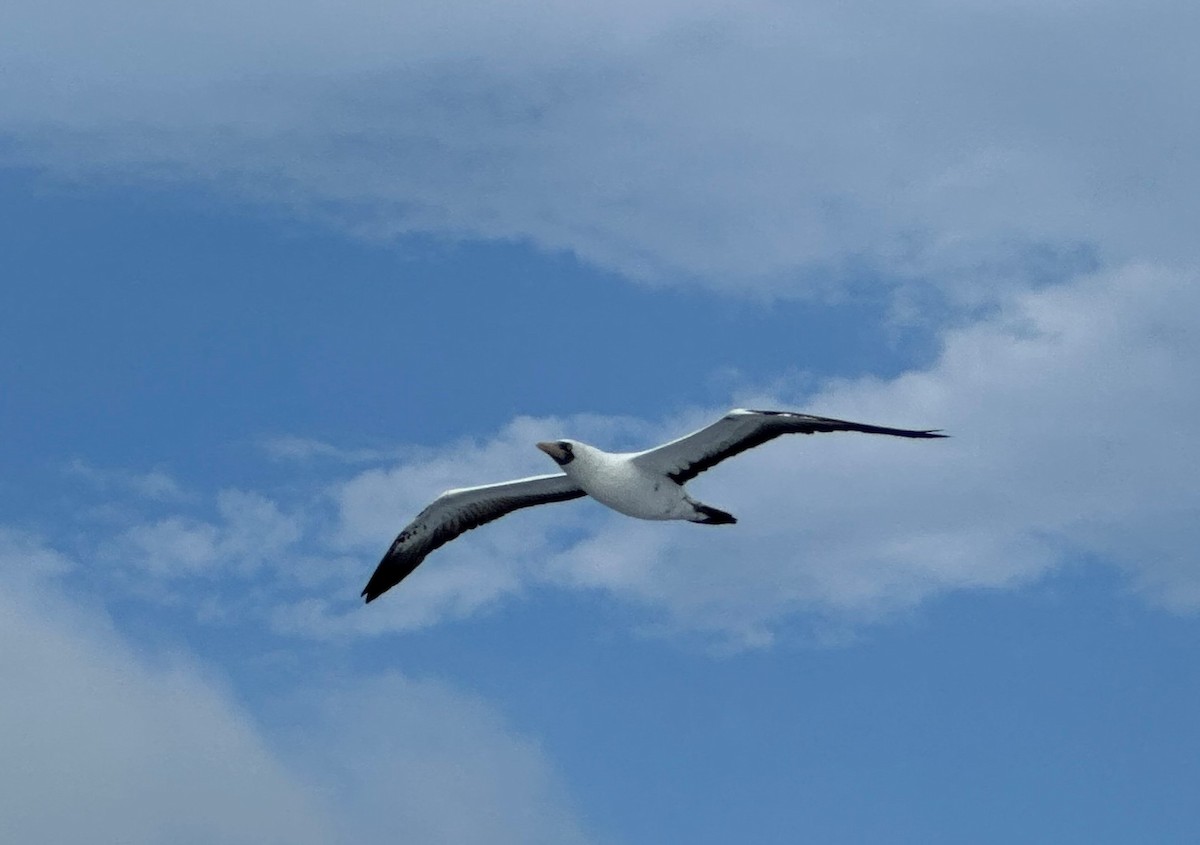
[3,1,1197,292]
[259,436,404,465]
[65,459,189,502]
[105,489,301,579]
[60,263,1200,647]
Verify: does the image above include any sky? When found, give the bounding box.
[2,1,1199,842]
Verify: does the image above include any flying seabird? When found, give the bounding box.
[361,409,946,602]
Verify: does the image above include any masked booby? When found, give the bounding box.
[361,409,946,602]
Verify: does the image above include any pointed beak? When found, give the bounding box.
[536,441,566,461]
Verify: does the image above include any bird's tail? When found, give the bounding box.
[690,503,737,525]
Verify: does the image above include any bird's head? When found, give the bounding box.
[536,440,577,466]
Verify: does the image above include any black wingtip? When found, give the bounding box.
[361,576,389,603]
[879,426,948,439]
[361,571,388,603]
[361,548,417,604]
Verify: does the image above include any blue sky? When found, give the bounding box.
[3,2,1200,842]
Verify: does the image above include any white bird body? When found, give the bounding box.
[546,442,693,521]
[361,408,946,602]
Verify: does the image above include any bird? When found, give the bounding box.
[361,409,946,602]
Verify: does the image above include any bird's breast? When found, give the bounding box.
[567,458,688,520]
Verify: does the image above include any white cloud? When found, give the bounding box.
[3,0,1197,291]
[304,261,1200,644]
[545,262,1200,643]
[108,489,301,578]
[64,263,1200,646]
[0,533,602,844]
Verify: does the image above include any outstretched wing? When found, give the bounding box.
[632,408,946,485]
[362,473,585,602]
